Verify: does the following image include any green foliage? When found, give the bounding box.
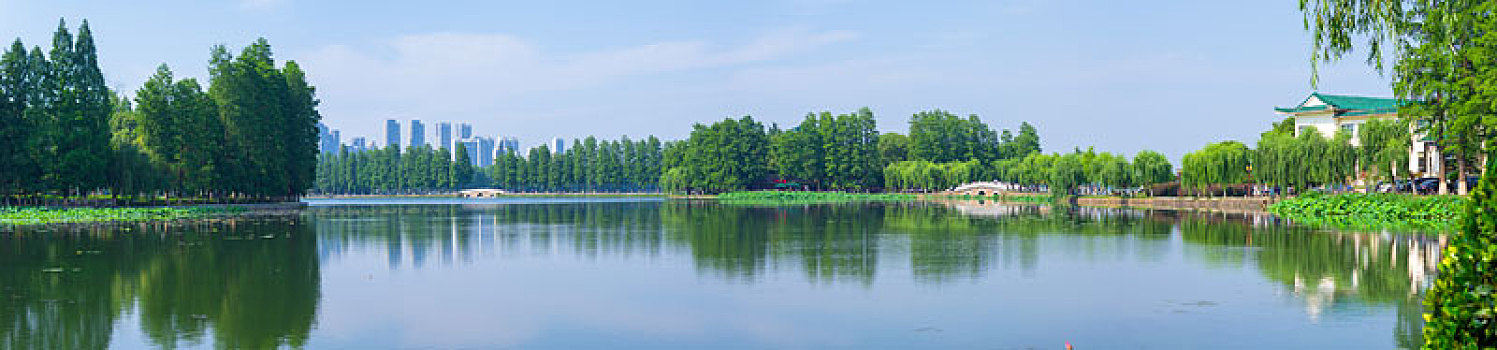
[0,21,321,203]
[715,191,919,203]
[1181,141,1252,195]
[208,38,321,199]
[667,117,770,194]
[0,206,244,225]
[1131,150,1174,190]
[1252,129,1357,192]
[1359,118,1412,186]
[1422,162,1497,348]
[883,160,982,192]
[906,110,1038,163]
[877,132,910,167]
[477,135,662,193]
[768,109,881,190]
[1267,192,1464,231]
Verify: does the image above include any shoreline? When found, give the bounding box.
[306,193,666,199]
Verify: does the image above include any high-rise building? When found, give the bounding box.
[385,119,401,150]
[437,122,452,151]
[478,137,497,167]
[351,137,367,153]
[459,123,472,139]
[457,139,480,166]
[550,137,566,154]
[317,123,341,154]
[409,119,426,148]
[497,137,520,155]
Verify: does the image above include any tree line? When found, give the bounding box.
[312,136,665,194]
[659,108,1177,195]
[313,145,475,194]
[0,19,320,203]
[1178,118,1412,196]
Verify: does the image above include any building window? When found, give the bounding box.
[1340,123,1356,135]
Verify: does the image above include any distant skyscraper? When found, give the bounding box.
[550,137,566,154]
[478,137,496,167]
[459,123,472,139]
[437,122,453,151]
[409,119,426,148]
[385,119,401,150]
[351,137,367,153]
[317,123,341,154]
[456,139,480,166]
[497,137,519,155]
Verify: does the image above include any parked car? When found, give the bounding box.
[1414,177,1440,195]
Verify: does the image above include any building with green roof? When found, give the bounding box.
[1274,92,1434,176]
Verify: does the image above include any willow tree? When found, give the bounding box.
[1131,150,1174,195]
[1181,141,1252,196]
[1358,118,1412,189]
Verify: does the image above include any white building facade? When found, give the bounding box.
[1274,93,1436,176]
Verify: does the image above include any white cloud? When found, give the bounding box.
[294,28,858,141]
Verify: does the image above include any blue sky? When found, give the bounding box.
[0,0,1390,160]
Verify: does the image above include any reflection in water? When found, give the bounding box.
[0,219,319,350]
[0,200,1446,348]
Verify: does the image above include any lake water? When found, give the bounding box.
[0,198,1442,349]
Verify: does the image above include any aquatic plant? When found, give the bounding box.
[0,206,245,225]
[1265,192,1464,231]
[715,191,919,203]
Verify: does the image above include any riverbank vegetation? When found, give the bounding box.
[1266,192,1464,231]
[0,206,244,225]
[715,191,919,203]
[0,19,321,204]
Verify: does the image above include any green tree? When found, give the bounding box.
[0,40,39,199]
[1359,118,1412,190]
[671,116,769,194]
[1181,141,1252,196]
[1422,158,1497,347]
[1131,150,1174,194]
[38,20,112,195]
[877,133,910,168]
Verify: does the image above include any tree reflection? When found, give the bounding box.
[1176,211,1441,346]
[0,218,319,350]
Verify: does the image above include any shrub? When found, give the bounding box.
[1422,168,1497,347]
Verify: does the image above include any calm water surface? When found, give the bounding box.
[0,198,1442,349]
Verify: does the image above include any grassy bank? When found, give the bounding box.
[1266,192,1465,231]
[0,206,247,225]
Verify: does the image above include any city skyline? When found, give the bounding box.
[332,119,576,156]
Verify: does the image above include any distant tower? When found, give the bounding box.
[409,119,426,148]
[351,137,367,153]
[330,130,341,154]
[317,123,338,154]
[437,122,453,150]
[459,123,472,139]
[458,139,480,166]
[498,137,519,155]
[478,137,496,167]
[385,119,401,150]
[550,137,566,154]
